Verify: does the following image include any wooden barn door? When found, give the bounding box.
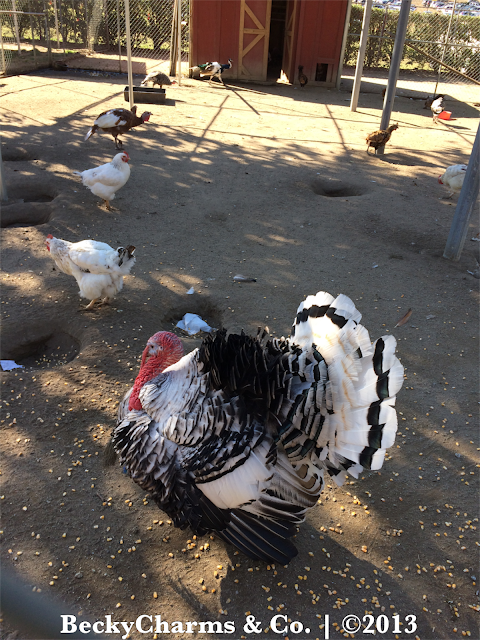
[281,0,298,83]
[238,0,272,81]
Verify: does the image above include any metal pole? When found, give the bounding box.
[336,0,353,89]
[177,0,181,85]
[85,0,89,48]
[350,0,373,112]
[53,0,60,48]
[58,0,66,53]
[124,0,134,109]
[434,0,457,96]
[1,140,8,202]
[443,122,480,261]
[0,23,6,81]
[116,0,122,73]
[44,2,52,64]
[377,0,412,155]
[29,10,36,65]
[169,0,177,76]
[12,0,21,54]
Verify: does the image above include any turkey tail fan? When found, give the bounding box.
[290,291,404,481]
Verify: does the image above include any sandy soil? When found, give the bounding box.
[1,69,479,640]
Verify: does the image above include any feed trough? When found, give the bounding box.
[124,86,166,105]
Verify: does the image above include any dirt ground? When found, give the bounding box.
[1,69,479,640]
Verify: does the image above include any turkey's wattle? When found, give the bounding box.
[128,332,184,411]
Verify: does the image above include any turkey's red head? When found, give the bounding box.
[128,332,184,411]
[45,234,54,252]
[141,112,152,123]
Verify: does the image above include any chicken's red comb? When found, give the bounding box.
[47,234,53,239]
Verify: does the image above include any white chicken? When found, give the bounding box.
[107,291,404,563]
[438,164,467,198]
[45,235,136,310]
[73,152,130,210]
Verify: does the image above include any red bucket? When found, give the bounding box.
[438,110,452,120]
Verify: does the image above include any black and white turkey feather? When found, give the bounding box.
[110,291,404,563]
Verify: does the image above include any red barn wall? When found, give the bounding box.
[190,0,348,85]
[190,0,241,79]
[290,0,348,86]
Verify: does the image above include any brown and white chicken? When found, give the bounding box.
[45,235,135,309]
[366,124,399,155]
[73,152,130,210]
[85,106,151,149]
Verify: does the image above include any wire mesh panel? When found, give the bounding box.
[91,0,189,75]
[345,3,480,86]
[1,0,189,75]
[0,0,54,74]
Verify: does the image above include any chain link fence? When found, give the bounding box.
[1,0,189,75]
[345,3,480,86]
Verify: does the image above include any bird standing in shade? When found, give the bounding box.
[85,107,151,149]
[438,164,467,198]
[45,235,136,310]
[73,152,130,210]
[298,65,308,89]
[366,123,399,155]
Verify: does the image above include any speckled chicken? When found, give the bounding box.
[366,123,399,155]
[107,291,404,563]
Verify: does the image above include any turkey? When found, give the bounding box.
[45,235,135,310]
[141,70,175,89]
[366,123,399,155]
[438,164,467,198]
[107,291,404,563]
[73,151,130,210]
[85,106,151,149]
[199,59,233,85]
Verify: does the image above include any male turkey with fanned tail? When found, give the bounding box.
[106,292,403,563]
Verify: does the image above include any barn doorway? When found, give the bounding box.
[268,0,287,80]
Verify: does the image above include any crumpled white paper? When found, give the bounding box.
[1,360,24,371]
[176,313,215,336]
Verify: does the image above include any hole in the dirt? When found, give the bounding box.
[2,147,35,162]
[24,193,54,203]
[1,329,80,369]
[1,184,57,228]
[311,179,368,198]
